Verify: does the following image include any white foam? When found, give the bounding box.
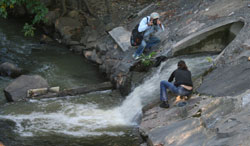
[117,55,214,123]
[0,102,126,137]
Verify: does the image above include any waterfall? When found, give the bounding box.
[117,55,213,124]
[0,55,214,137]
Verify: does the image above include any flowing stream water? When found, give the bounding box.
[0,18,215,146]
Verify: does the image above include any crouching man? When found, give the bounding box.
[132,12,164,60]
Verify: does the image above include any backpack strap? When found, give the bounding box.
[146,16,149,24]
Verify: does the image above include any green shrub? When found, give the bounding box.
[0,0,48,36]
[141,51,157,67]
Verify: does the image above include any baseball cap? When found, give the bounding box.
[150,12,160,19]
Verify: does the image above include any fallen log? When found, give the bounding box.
[27,87,60,98]
[31,82,114,99]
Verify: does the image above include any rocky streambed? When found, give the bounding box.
[1,0,250,145]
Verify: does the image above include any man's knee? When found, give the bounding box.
[160,80,166,85]
[141,40,147,47]
[160,80,170,87]
[155,37,160,43]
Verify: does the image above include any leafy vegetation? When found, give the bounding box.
[0,0,48,36]
[141,51,157,67]
[206,57,213,63]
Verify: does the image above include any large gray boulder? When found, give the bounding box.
[197,57,250,96]
[4,75,49,102]
[140,92,246,146]
[0,62,23,78]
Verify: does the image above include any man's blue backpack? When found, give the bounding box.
[130,17,148,46]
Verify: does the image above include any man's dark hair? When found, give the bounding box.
[178,60,188,70]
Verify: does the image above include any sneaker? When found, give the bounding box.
[160,101,169,108]
[135,56,140,60]
[132,54,140,60]
[132,54,136,58]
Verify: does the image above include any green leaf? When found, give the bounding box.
[23,23,35,37]
[140,51,157,67]
[0,0,48,37]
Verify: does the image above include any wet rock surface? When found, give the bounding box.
[140,90,250,146]
[197,57,250,96]
[0,62,23,78]
[4,75,49,102]
[135,0,250,145]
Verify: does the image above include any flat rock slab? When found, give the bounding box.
[109,26,131,52]
[197,57,250,96]
[148,118,206,146]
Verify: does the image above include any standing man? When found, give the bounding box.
[132,12,164,60]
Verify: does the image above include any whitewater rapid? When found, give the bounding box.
[0,55,214,137]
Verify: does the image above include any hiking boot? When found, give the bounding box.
[160,101,169,108]
[132,54,136,58]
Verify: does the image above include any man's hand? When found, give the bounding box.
[148,20,153,26]
[157,19,161,25]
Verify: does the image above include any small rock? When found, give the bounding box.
[66,41,80,46]
[83,51,92,59]
[40,34,53,44]
[55,17,82,40]
[96,43,107,53]
[86,42,98,50]
[70,45,86,54]
[87,30,99,43]
[68,10,80,19]
[0,62,23,78]
[83,50,103,64]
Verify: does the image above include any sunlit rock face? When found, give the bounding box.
[138,0,250,145]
